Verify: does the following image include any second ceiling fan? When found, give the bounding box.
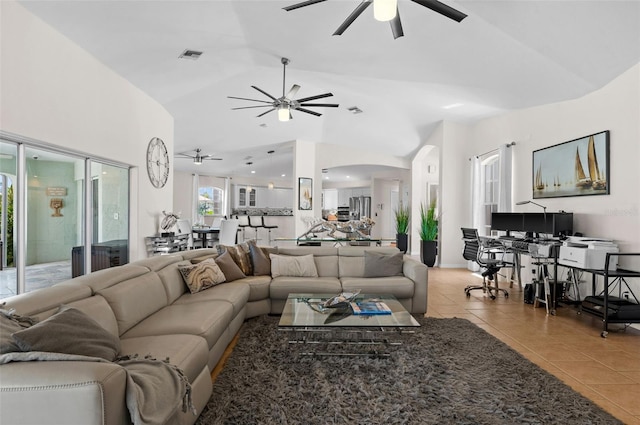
[228,57,339,121]
[284,0,467,39]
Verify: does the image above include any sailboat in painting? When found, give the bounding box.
[574,147,592,188]
[587,135,607,190]
[534,164,545,190]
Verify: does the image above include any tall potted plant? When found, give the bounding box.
[394,204,410,254]
[419,199,438,266]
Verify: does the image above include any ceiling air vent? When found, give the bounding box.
[347,106,363,114]
[179,49,203,60]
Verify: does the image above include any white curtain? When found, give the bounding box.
[469,157,483,271]
[497,144,513,212]
[192,173,199,225]
[470,156,484,233]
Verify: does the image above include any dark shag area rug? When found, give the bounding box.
[195,315,622,425]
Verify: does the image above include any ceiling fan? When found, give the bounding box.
[176,148,222,165]
[283,0,467,39]
[228,57,339,121]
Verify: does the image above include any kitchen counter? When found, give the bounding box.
[231,208,293,216]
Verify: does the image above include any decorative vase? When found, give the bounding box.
[420,240,437,267]
[396,233,408,254]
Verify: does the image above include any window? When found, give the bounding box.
[199,186,223,216]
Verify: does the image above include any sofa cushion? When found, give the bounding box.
[215,251,246,282]
[178,259,226,294]
[249,243,271,276]
[216,241,253,276]
[173,281,250,318]
[340,276,415,299]
[12,306,120,361]
[270,254,318,278]
[121,301,234,350]
[363,250,403,277]
[119,334,208,383]
[98,272,169,336]
[270,276,342,299]
[65,295,119,338]
[230,275,272,301]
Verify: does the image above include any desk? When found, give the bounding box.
[499,238,562,314]
[192,228,220,248]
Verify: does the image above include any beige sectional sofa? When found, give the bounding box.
[0,245,428,425]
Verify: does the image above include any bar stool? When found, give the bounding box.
[261,216,278,245]
[248,215,264,241]
[236,215,250,241]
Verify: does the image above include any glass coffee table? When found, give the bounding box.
[278,293,420,357]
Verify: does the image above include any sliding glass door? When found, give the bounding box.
[0,135,130,299]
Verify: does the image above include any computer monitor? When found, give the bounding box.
[491,213,525,235]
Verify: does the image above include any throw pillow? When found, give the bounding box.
[249,243,271,276]
[11,306,121,361]
[216,241,253,275]
[215,250,247,282]
[363,251,404,278]
[269,254,318,278]
[178,259,226,294]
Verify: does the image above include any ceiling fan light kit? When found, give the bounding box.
[284,0,467,39]
[228,57,339,121]
[176,148,222,165]
[374,0,397,22]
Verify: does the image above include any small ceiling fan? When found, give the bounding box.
[228,57,339,121]
[283,0,467,39]
[176,148,222,165]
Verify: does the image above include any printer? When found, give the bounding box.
[558,236,619,270]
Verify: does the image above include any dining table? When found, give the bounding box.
[191,227,220,248]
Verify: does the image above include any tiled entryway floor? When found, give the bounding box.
[427,267,640,425]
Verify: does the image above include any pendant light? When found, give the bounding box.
[267,150,275,189]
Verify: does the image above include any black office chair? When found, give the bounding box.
[461,227,509,299]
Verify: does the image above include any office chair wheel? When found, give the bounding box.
[601,331,608,338]
[489,294,496,300]
[465,289,471,297]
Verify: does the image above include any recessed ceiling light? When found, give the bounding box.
[259,123,267,128]
[281,174,286,177]
[347,106,363,114]
[179,49,203,60]
[443,103,464,109]
[324,176,329,180]
[346,175,350,178]
[251,170,256,174]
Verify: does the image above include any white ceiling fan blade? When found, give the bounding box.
[286,84,300,100]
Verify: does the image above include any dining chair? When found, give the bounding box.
[218,219,239,246]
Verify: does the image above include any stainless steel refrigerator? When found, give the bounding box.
[349,196,371,220]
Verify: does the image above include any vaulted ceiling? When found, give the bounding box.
[17,1,640,181]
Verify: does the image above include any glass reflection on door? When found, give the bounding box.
[0,142,17,298]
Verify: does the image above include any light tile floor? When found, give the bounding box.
[427,267,640,425]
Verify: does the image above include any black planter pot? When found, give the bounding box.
[420,240,437,267]
[396,233,408,254]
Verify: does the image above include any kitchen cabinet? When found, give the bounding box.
[323,189,338,210]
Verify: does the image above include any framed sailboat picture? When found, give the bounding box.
[532,130,610,199]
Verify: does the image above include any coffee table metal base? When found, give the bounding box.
[279,326,416,357]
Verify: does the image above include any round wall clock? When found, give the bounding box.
[146,137,170,188]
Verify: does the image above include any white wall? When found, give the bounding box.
[1,1,174,260]
[468,64,640,259]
